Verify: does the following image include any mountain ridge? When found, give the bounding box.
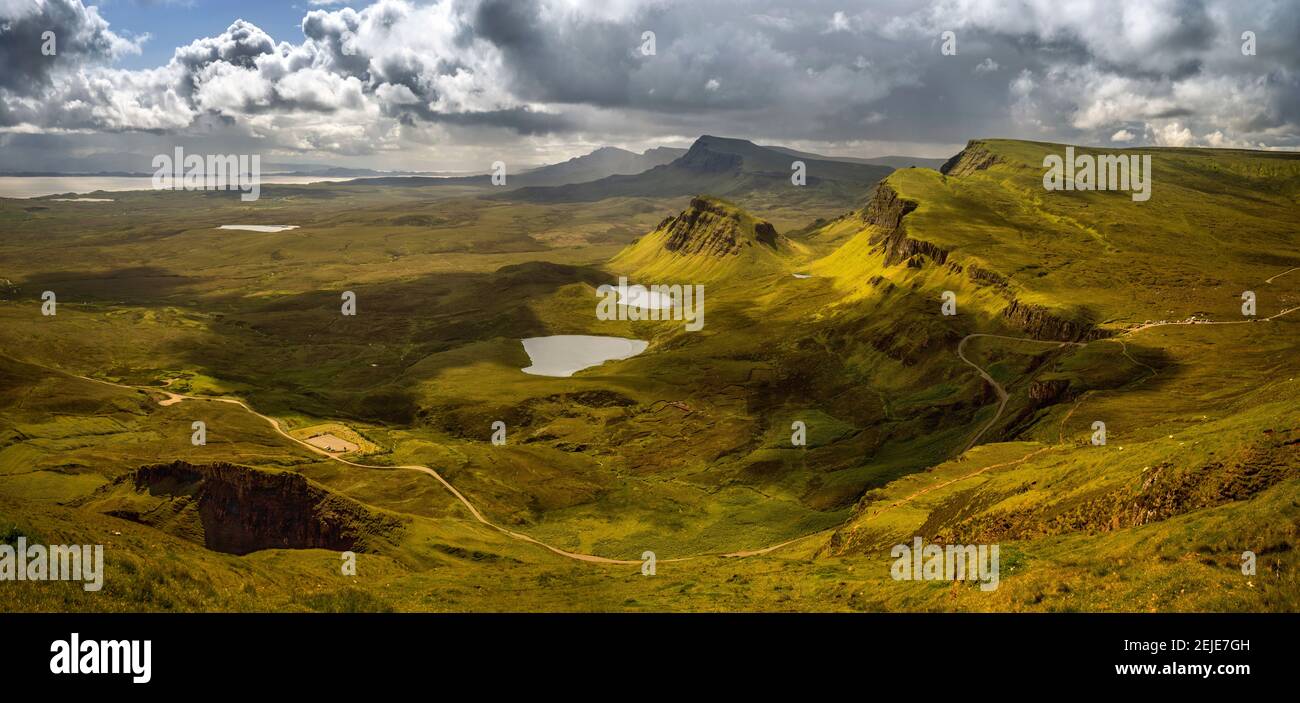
[611,195,805,281]
[500,135,894,220]
[335,145,685,189]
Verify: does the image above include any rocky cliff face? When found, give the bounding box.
[91,461,404,556]
[858,182,1103,341]
[939,140,1002,176]
[825,429,1300,557]
[862,184,949,267]
[965,264,1010,290]
[1001,299,1110,342]
[661,196,780,256]
[1027,379,1073,405]
[860,182,917,230]
[938,433,1300,544]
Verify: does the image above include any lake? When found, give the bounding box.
[218,225,300,232]
[0,175,357,199]
[520,335,649,377]
[618,285,675,310]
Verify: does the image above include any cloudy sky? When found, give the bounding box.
[1,0,1297,172]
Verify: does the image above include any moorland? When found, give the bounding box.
[1,136,1297,612]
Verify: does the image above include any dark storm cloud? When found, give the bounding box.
[301,7,370,79]
[0,0,141,94]
[450,0,1300,148]
[2,0,1299,170]
[472,0,641,106]
[423,106,576,134]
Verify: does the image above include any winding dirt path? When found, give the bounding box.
[48,368,836,564]
[957,292,1299,451]
[67,372,644,566]
[1265,267,1300,284]
[915,270,1300,524]
[17,270,1298,566]
[956,334,1082,451]
[44,370,853,564]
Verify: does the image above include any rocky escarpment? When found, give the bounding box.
[954,259,1106,342]
[953,260,1105,341]
[936,432,1300,544]
[858,182,1104,341]
[1001,299,1110,342]
[939,140,1003,176]
[1027,379,1073,405]
[825,429,1300,557]
[862,184,949,267]
[965,264,1010,290]
[661,196,780,256]
[85,461,404,556]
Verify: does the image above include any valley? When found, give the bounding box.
[1,136,1297,612]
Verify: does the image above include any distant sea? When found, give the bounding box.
[0,175,356,199]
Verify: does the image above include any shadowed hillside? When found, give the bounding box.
[1,138,1297,613]
[500,136,893,219]
[79,461,406,555]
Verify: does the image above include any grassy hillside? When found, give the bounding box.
[1,138,1296,612]
[818,140,1300,328]
[610,195,810,281]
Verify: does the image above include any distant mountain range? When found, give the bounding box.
[761,146,949,170]
[514,146,686,185]
[336,136,939,202]
[338,146,686,189]
[500,135,895,205]
[0,143,942,184]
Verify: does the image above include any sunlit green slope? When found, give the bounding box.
[610,195,809,281]
[1,139,1297,612]
[816,139,1300,333]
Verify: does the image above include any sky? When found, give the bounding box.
[1,0,1298,173]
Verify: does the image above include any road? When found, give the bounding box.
[14,269,1298,566]
[956,334,1083,452]
[948,277,1298,497]
[68,371,647,565]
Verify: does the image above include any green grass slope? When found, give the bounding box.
[1,139,1296,612]
[817,139,1300,331]
[610,195,809,281]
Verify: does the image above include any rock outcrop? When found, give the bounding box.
[862,184,949,267]
[1001,299,1110,342]
[966,264,1010,290]
[661,196,781,256]
[87,461,404,556]
[939,140,1002,176]
[1027,379,1072,405]
[939,434,1300,544]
